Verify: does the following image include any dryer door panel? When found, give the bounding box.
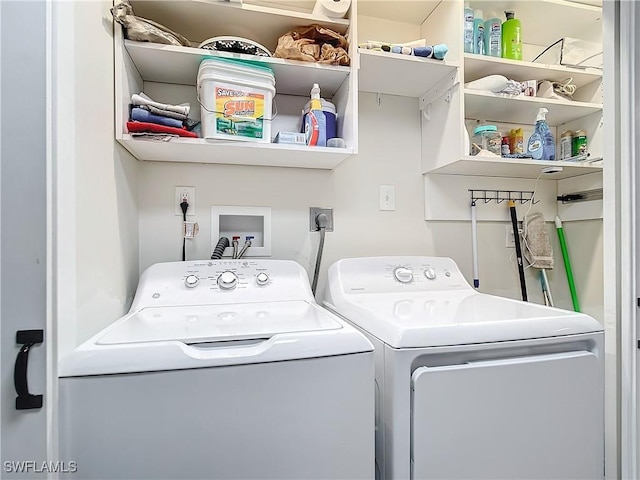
[410,351,603,480]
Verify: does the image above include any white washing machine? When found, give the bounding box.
[323,256,604,480]
[59,259,374,480]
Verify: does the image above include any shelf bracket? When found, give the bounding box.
[419,71,459,115]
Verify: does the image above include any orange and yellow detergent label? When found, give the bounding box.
[214,85,265,139]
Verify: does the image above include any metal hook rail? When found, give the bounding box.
[469,189,540,206]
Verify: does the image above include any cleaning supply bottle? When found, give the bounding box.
[484,13,502,57]
[463,3,474,54]
[501,9,522,60]
[512,127,524,153]
[473,9,485,55]
[305,83,326,147]
[527,108,555,160]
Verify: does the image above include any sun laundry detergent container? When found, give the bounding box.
[197,58,276,142]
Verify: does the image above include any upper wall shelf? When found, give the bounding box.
[125,41,350,97]
[467,0,602,47]
[117,135,353,170]
[428,156,603,180]
[463,54,602,88]
[464,90,602,125]
[129,0,350,51]
[358,0,440,24]
[358,49,459,97]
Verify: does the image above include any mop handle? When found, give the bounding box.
[471,201,479,288]
[555,216,580,312]
[508,201,527,302]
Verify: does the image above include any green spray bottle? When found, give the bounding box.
[501,9,522,60]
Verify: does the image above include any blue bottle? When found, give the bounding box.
[473,9,485,55]
[484,14,502,57]
[464,3,474,54]
[527,108,555,160]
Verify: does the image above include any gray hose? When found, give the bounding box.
[237,240,252,259]
[211,237,229,260]
[311,213,328,296]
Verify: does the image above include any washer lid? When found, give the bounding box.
[98,301,340,345]
[325,291,603,349]
[59,301,373,377]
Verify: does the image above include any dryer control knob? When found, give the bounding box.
[394,267,413,283]
[218,271,238,290]
[185,275,199,288]
[256,272,270,286]
[424,268,437,280]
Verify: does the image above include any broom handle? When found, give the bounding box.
[555,216,580,312]
[509,201,527,302]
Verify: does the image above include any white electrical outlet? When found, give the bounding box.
[505,224,516,248]
[175,186,196,216]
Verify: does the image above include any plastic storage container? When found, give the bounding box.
[472,125,502,156]
[197,58,276,142]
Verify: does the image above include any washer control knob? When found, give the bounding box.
[424,268,437,280]
[185,275,199,288]
[217,271,238,290]
[256,272,270,286]
[394,267,413,283]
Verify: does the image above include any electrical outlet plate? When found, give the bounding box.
[505,224,516,248]
[175,186,195,216]
[309,207,334,232]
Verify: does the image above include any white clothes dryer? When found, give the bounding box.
[323,256,604,480]
[59,259,374,480]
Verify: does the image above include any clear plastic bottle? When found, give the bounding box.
[464,3,474,54]
[527,108,555,160]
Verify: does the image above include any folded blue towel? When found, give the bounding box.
[130,107,184,128]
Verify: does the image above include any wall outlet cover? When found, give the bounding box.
[175,186,195,216]
[309,207,334,232]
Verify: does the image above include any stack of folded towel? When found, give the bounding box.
[127,93,199,138]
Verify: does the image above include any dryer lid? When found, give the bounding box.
[325,291,603,348]
[98,300,340,345]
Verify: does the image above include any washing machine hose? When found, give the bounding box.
[211,237,230,260]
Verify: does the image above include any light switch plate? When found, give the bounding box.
[379,185,395,211]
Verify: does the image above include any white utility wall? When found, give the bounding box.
[55,0,140,359]
[138,92,604,320]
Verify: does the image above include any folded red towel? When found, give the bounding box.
[126,121,198,138]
